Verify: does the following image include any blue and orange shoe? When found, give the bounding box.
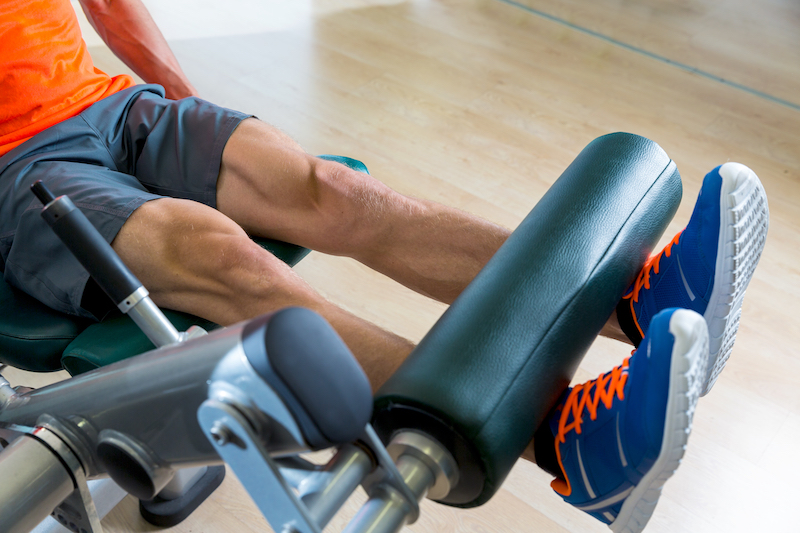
[544,308,708,533]
[616,162,769,395]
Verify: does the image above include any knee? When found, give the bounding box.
[310,158,417,254]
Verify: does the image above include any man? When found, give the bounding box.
[0,0,769,531]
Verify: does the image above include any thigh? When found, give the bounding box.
[216,118,401,254]
[110,195,323,328]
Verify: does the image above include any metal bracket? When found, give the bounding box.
[198,398,323,533]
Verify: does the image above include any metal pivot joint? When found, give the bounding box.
[198,398,325,533]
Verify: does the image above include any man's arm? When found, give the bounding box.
[78,0,199,99]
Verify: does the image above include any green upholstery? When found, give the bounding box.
[372,133,682,507]
[61,309,218,377]
[0,279,92,372]
[0,155,368,375]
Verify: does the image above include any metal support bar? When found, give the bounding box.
[359,425,423,525]
[123,288,182,348]
[295,444,374,528]
[343,454,434,533]
[0,434,75,533]
[343,431,459,533]
[34,427,104,533]
[199,396,377,533]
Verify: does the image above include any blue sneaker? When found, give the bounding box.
[616,162,769,395]
[548,308,708,533]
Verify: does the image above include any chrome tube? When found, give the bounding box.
[342,454,435,533]
[0,435,75,533]
[124,289,182,348]
[299,444,374,528]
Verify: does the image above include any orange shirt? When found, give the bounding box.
[0,0,135,157]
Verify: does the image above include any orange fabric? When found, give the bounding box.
[0,0,135,157]
[550,358,630,497]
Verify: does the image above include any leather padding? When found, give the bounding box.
[0,279,90,371]
[372,133,682,507]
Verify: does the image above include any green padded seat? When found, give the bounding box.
[0,278,92,372]
[0,155,368,375]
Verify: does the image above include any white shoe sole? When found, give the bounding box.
[610,309,708,533]
[702,162,769,396]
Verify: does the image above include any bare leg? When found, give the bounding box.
[600,310,631,345]
[112,197,413,391]
[215,119,510,304]
[112,118,631,391]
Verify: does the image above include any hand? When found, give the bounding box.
[161,76,200,100]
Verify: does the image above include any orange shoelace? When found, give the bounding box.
[551,357,631,496]
[623,231,683,304]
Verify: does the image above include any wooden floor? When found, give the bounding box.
[7,0,799,531]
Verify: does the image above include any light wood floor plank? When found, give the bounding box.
[509,0,800,106]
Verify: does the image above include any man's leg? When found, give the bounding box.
[110,116,699,392]
[112,197,414,391]
[214,118,511,305]
[111,116,516,390]
[215,118,634,343]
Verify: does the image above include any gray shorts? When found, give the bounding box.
[0,85,250,319]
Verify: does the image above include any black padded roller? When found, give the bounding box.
[242,307,373,450]
[372,132,682,507]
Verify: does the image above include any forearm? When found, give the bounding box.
[79,0,198,99]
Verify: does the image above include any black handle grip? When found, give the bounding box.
[32,181,143,306]
[31,180,56,205]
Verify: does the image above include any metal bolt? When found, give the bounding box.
[209,423,232,446]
